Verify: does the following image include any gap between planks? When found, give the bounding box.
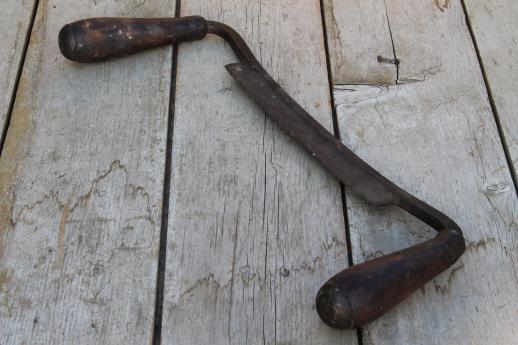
[0,0,40,157]
[459,0,518,195]
[318,0,364,344]
[152,2,183,344]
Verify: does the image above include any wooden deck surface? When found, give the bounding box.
[1,1,517,344]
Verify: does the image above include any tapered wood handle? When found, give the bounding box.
[316,228,465,329]
[59,16,208,62]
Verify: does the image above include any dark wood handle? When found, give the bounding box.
[316,228,465,329]
[58,16,208,62]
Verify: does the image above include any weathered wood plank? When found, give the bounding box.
[0,0,37,140]
[462,0,518,177]
[326,0,518,344]
[322,0,396,84]
[0,0,175,344]
[161,1,357,344]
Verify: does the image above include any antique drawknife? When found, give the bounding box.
[58,16,465,329]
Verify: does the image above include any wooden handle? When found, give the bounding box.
[316,229,465,329]
[58,16,208,62]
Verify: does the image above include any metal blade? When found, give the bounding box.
[225,62,399,207]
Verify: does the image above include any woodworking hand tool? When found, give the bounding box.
[58,16,465,329]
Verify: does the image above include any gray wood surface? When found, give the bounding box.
[1,0,517,344]
[0,0,37,139]
[326,0,518,344]
[160,1,356,344]
[323,0,397,84]
[462,0,518,177]
[0,0,175,344]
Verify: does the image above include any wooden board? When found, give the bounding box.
[161,0,357,344]
[462,0,518,177]
[0,0,175,344]
[0,0,37,140]
[322,0,397,85]
[326,0,518,344]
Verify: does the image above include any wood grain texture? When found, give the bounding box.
[462,0,518,177]
[161,1,357,344]
[0,0,175,344]
[326,0,518,344]
[322,0,396,84]
[0,0,36,140]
